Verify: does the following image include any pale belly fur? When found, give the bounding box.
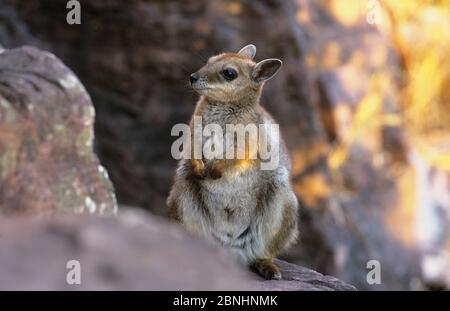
[199,170,263,262]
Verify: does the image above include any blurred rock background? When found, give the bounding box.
[0,0,449,290]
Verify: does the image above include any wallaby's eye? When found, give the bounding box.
[221,68,238,81]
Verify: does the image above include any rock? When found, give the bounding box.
[0,46,117,215]
[0,208,354,291]
[256,259,356,291]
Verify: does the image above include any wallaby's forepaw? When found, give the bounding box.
[206,161,225,180]
[190,159,224,180]
[252,258,282,280]
[191,159,207,179]
[207,167,223,179]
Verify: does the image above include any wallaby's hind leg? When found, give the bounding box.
[252,258,282,280]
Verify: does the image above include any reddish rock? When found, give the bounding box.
[0,46,117,215]
[0,209,354,291]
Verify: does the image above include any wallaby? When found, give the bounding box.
[167,44,299,279]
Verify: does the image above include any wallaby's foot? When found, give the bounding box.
[252,258,282,280]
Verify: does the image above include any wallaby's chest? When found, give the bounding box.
[195,105,260,164]
[200,104,248,125]
[200,171,259,243]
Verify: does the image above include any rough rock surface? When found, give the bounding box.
[0,209,355,291]
[255,259,356,291]
[0,46,117,215]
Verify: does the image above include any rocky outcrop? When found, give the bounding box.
[0,46,117,215]
[0,209,355,291]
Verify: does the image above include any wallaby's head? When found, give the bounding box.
[189,44,282,102]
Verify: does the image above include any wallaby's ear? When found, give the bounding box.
[238,44,256,59]
[252,59,282,82]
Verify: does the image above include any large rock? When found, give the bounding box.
[255,259,356,291]
[0,46,117,215]
[0,209,355,291]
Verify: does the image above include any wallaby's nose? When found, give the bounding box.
[190,73,199,85]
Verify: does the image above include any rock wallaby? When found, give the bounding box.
[167,44,299,279]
